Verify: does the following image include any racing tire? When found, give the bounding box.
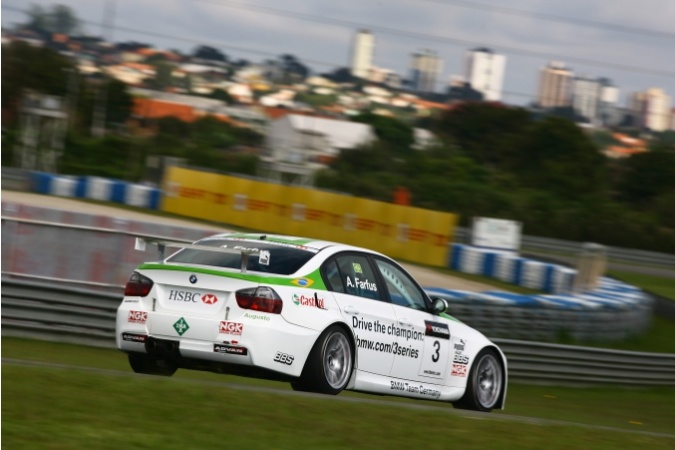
[453,348,503,412]
[128,353,177,377]
[292,325,353,395]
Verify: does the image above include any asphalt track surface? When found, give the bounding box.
[3,357,674,440]
[1,190,498,292]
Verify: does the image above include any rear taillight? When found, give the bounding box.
[124,272,154,297]
[235,287,283,314]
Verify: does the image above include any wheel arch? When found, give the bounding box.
[303,320,357,385]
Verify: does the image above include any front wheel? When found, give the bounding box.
[453,348,504,412]
[292,325,353,395]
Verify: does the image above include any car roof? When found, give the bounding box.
[205,232,373,254]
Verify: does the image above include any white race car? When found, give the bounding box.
[116,233,507,411]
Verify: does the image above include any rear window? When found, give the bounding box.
[166,238,315,275]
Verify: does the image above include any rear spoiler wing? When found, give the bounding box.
[134,237,261,273]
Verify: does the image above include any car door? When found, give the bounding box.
[322,253,398,376]
[374,257,452,384]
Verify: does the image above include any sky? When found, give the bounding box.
[3,0,675,107]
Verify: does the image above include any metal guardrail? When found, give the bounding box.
[454,227,675,269]
[2,278,673,386]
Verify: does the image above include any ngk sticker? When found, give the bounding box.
[201,294,218,305]
[219,321,243,335]
[128,310,148,324]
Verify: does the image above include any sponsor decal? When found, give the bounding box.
[219,321,243,335]
[423,369,441,376]
[424,321,450,340]
[189,274,198,284]
[273,351,294,365]
[201,293,218,305]
[346,276,377,291]
[292,293,326,309]
[390,381,441,398]
[454,339,466,351]
[453,354,470,365]
[352,262,363,274]
[168,290,200,302]
[122,332,147,343]
[173,317,190,336]
[243,312,270,321]
[451,363,468,377]
[292,277,314,288]
[128,310,148,324]
[123,299,139,303]
[259,250,270,266]
[214,344,248,355]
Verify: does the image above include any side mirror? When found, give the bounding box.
[432,297,449,314]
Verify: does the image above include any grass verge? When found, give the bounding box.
[2,337,674,446]
[610,271,675,302]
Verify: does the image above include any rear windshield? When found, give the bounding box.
[166,238,316,275]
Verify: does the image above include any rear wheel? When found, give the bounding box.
[292,325,353,395]
[453,348,503,412]
[128,353,177,377]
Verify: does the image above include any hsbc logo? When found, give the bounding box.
[168,290,218,304]
[219,321,243,335]
[201,294,218,305]
[128,310,148,324]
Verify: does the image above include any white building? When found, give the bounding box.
[630,87,672,131]
[597,78,620,127]
[465,48,506,101]
[265,114,376,165]
[350,30,375,79]
[572,76,601,123]
[410,49,442,94]
[537,62,573,108]
[262,114,376,185]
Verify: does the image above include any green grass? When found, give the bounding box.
[2,337,675,450]
[610,271,675,302]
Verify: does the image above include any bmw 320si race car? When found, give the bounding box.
[116,233,507,412]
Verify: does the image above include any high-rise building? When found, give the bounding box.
[464,48,506,101]
[630,87,672,131]
[537,62,573,108]
[350,30,375,79]
[597,78,621,127]
[409,49,442,93]
[572,76,601,123]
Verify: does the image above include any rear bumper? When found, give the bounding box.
[116,307,319,378]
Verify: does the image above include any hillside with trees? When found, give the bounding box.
[316,104,675,252]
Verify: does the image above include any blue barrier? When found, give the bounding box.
[28,172,162,210]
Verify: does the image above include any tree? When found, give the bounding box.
[192,45,227,63]
[105,79,133,126]
[514,117,606,200]
[618,150,675,205]
[352,113,415,154]
[51,4,80,35]
[148,62,174,91]
[209,88,234,104]
[436,102,532,170]
[23,4,49,34]
[2,41,74,123]
[22,4,80,35]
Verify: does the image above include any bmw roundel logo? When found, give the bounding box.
[189,274,198,284]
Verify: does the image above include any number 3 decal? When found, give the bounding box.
[431,340,440,362]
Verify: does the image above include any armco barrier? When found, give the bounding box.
[2,278,673,386]
[437,243,653,341]
[1,200,654,343]
[30,172,162,210]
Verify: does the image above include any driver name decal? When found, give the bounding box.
[346,276,377,291]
